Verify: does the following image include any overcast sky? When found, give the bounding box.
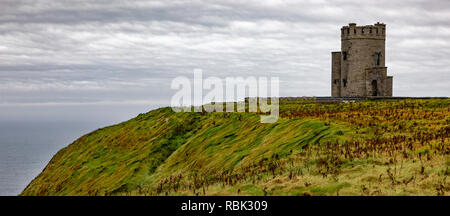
[0,0,449,122]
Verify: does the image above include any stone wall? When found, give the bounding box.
[365,67,392,96]
[385,76,393,96]
[331,52,341,97]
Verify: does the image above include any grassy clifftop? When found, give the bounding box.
[22,99,450,196]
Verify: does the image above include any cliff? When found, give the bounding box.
[22,99,450,196]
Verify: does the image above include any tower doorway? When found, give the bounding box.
[371,80,378,96]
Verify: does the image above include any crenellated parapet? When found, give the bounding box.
[341,22,386,40]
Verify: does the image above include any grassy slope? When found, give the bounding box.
[21,99,450,196]
[21,108,351,196]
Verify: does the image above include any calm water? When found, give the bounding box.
[0,120,113,196]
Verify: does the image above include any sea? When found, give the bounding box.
[0,120,112,195]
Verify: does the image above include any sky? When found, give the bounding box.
[0,0,449,122]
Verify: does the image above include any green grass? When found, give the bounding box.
[21,99,450,196]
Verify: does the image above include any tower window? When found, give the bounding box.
[354,29,356,34]
[374,53,381,66]
[369,28,372,34]
[343,79,347,87]
[347,28,350,34]
[334,79,338,85]
[342,51,347,60]
[361,28,365,34]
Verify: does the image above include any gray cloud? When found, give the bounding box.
[0,0,449,119]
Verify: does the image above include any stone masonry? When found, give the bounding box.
[331,22,393,97]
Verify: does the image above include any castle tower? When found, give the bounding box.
[331,22,393,97]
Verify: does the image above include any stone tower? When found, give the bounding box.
[331,22,393,97]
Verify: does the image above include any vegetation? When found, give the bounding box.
[21,99,450,196]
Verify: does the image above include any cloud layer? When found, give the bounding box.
[0,0,449,110]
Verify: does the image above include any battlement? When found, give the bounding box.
[341,22,386,40]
